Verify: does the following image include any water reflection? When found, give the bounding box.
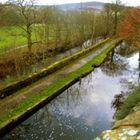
[111,93,126,111]
[3,44,140,140]
[101,47,127,77]
[116,42,137,57]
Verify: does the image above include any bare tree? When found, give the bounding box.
[112,0,122,35]
[103,0,123,36]
[8,0,39,52]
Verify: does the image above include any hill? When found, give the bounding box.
[56,1,105,11]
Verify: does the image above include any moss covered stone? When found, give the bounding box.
[97,128,140,140]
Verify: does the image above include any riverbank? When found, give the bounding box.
[0,39,119,137]
[114,86,140,120]
[97,106,140,140]
[96,86,140,140]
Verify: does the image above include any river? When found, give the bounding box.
[2,42,140,140]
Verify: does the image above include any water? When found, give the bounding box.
[3,44,140,140]
[30,38,103,73]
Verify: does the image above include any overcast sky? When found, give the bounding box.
[1,0,140,6]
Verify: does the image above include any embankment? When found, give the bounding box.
[0,39,120,137]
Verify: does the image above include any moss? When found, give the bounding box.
[115,86,140,120]
[0,41,117,133]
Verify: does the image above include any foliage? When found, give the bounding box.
[0,2,110,52]
[103,0,124,36]
[118,8,140,48]
[0,1,114,79]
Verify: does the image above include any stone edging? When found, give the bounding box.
[0,39,121,137]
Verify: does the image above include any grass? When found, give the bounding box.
[0,25,59,54]
[0,26,38,54]
[0,25,87,54]
[115,86,140,120]
[0,41,116,129]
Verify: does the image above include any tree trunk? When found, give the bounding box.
[111,49,115,63]
[139,51,140,62]
[138,51,140,83]
[114,11,118,35]
[27,34,32,52]
[27,25,32,52]
[106,11,110,36]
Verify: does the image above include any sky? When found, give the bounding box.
[1,0,140,7]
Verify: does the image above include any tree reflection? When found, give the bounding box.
[138,60,140,84]
[101,47,127,77]
[111,92,125,111]
[49,82,83,111]
[117,42,137,57]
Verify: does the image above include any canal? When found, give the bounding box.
[3,42,140,140]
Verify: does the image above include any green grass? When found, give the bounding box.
[0,42,116,129]
[115,86,140,120]
[0,26,39,54]
[0,25,59,54]
[0,24,101,55]
[0,25,80,54]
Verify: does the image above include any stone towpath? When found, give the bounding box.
[0,41,113,118]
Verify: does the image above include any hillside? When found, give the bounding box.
[56,1,105,11]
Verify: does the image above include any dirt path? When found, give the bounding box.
[0,41,113,115]
[0,45,27,56]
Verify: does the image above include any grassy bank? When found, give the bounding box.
[115,86,140,120]
[0,26,38,53]
[0,40,117,136]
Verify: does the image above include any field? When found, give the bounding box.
[0,26,42,54]
[0,25,84,55]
